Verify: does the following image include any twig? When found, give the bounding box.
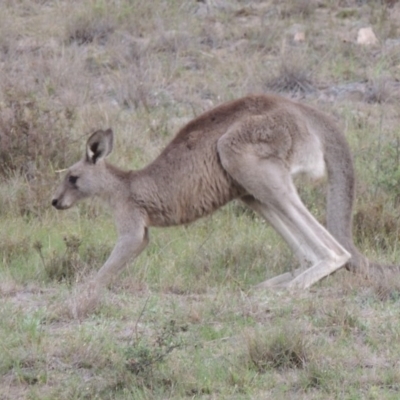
[134,295,151,342]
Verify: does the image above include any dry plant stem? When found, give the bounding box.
[135,295,151,342]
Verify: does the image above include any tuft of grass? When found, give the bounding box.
[353,201,400,249]
[0,237,31,265]
[336,8,359,19]
[265,59,315,95]
[364,78,400,104]
[322,305,366,337]
[299,361,337,392]
[245,326,309,372]
[66,12,116,45]
[368,276,400,302]
[373,128,400,207]
[277,0,316,19]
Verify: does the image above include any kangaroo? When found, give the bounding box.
[52,94,384,295]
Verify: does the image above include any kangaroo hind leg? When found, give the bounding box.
[217,117,351,290]
[242,195,350,289]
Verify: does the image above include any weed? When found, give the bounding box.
[33,235,112,284]
[125,319,185,382]
[34,236,83,283]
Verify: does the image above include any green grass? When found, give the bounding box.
[1,0,400,398]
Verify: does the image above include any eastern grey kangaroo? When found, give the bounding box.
[52,94,385,296]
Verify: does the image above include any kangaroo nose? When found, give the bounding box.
[52,199,58,208]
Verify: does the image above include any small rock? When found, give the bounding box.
[294,31,306,42]
[283,24,306,48]
[357,27,378,46]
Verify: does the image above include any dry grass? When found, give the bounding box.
[265,58,315,95]
[0,88,77,177]
[246,325,309,371]
[277,0,317,19]
[1,0,400,398]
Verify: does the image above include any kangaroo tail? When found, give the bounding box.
[322,114,397,279]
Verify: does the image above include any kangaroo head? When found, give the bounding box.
[52,129,114,210]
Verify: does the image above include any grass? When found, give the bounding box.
[1,0,400,398]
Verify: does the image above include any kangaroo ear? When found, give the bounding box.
[86,128,114,164]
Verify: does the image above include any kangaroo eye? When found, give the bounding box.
[68,175,78,185]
